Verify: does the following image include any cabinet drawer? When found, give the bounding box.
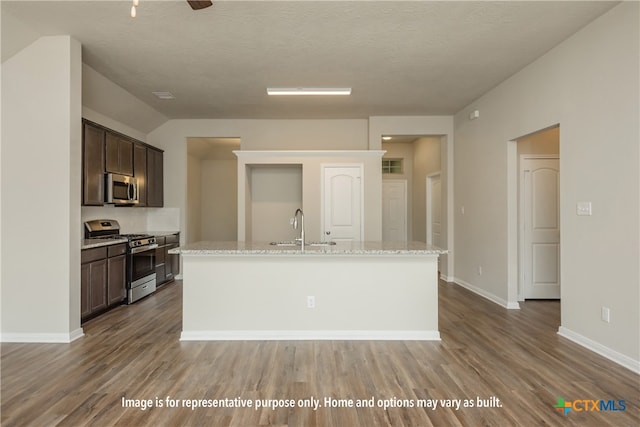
[165,234,179,244]
[108,243,127,257]
[82,247,107,263]
[155,236,166,246]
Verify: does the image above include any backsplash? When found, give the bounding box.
[81,207,180,234]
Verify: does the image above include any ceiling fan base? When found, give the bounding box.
[187,1,213,11]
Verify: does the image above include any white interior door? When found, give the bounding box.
[322,165,363,242]
[521,157,560,299]
[382,180,407,241]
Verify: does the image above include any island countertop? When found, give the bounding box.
[169,240,446,256]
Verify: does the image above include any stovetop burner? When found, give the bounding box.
[84,220,155,247]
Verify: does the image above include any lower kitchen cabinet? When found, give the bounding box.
[155,233,180,287]
[81,258,107,319]
[81,243,127,322]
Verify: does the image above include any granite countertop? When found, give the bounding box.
[170,241,447,256]
[81,238,128,250]
[146,231,180,237]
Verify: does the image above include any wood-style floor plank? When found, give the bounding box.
[2,280,639,426]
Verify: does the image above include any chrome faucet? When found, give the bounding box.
[292,208,305,250]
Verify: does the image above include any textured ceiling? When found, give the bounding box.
[2,1,618,120]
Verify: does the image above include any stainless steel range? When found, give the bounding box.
[84,219,158,304]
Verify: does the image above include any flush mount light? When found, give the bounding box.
[152,91,175,100]
[267,88,352,96]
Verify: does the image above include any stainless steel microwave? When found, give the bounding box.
[105,173,138,205]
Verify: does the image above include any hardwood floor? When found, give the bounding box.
[2,280,638,426]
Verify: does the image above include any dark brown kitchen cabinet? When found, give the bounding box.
[81,247,108,320]
[81,243,127,323]
[155,233,180,287]
[82,122,105,206]
[133,143,147,206]
[107,244,127,306]
[106,133,134,176]
[147,147,164,207]
[82,118,164,208]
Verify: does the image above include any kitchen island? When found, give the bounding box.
[170,241,446,341]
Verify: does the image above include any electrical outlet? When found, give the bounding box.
[307,296,315,309]
[601,306,610,323]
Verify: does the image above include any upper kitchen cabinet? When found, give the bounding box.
[82,122,106,206]
[105,133,133,176]
[133,143,147,206]
[147,147,164,207]
[82,119,164,207]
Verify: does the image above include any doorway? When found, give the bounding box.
[186,137,240,243]
[520,156,560,298]
[382,180,407,241]
[513,125,560,300]
[321,164,363,242]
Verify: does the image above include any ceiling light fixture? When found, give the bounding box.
[152,91,175,100]
[267,88,352,96]
[382,136,392,141]
[131,0,138,18]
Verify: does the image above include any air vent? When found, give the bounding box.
[152,91,175,100]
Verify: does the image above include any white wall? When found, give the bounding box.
[82,64,167,137]
[1,36,83,341]
[201,159,238,241]
[186,154,202,243]
[248,165,301,242]
[453,2,639,370]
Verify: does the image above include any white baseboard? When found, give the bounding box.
[453,277,521,309]
[440,274,455,282]
[180,330,441,341]
[1,327,84,343]
[558,326,640,374]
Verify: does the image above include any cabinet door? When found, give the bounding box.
[106,133,134,176]
[147,148,164,207]
[107,254,126,306]
[166,243,179,281]
[81,263,91,319]
[89,259,108,313]
[134,143,147,206]
[82,123,105,206]
[155,245,166,285]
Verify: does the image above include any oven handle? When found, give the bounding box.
[130,243,159,254]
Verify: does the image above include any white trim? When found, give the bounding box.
[1,328,84,343]
[440,273,454,282]
[180,330,441,341]
[558,326,640,374]
[234,150,386,159]
[454,277,521,309]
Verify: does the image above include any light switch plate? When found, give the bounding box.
[576,202,592,216]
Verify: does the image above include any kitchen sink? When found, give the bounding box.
[269,241,336,247]
[270,241,298,247]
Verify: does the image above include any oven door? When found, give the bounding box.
[129,244,158,284]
